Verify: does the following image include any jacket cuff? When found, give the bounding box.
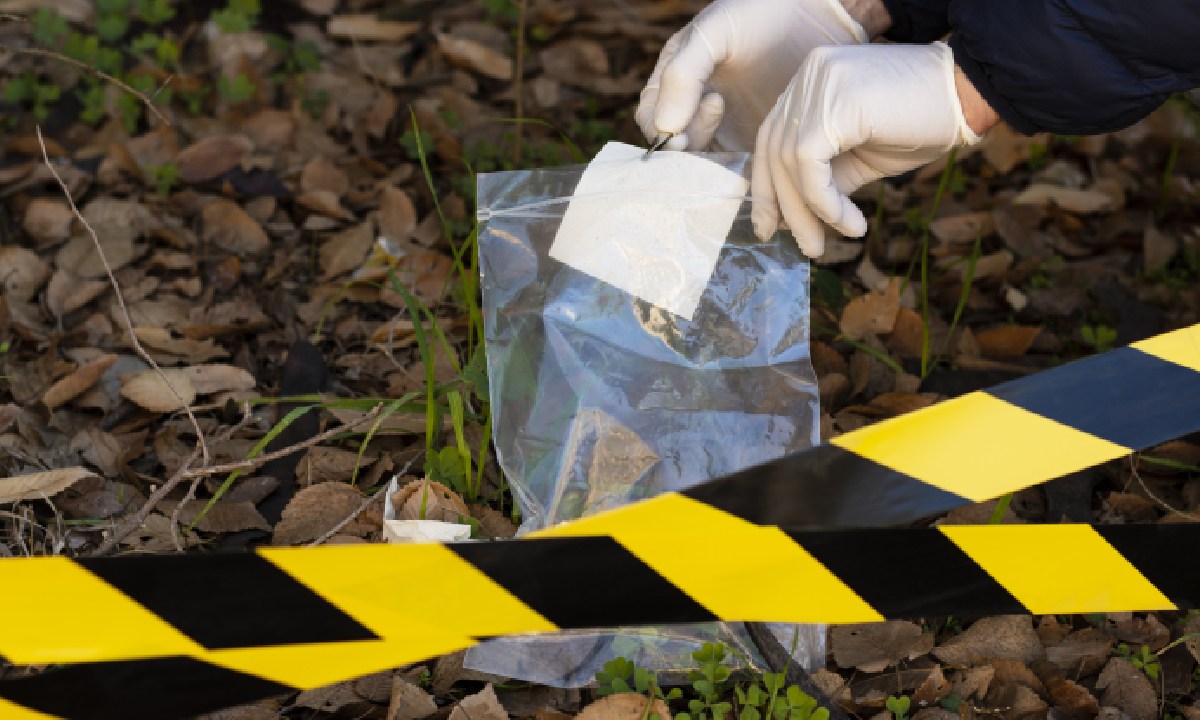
[880,0,952,43]
[949,34,1040,135]
[879,0,913,40]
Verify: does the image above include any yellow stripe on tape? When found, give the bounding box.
[832,391,1130,502]
[539,493,885,624]
[940,524,1174,615]
[0,697,58,720]
[261,544,558,640]
[202,637,470,690]
[1133,324,1200,373]
[0,557,202,665]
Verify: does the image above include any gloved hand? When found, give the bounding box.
[751,42,980,256]
[635,0,869,153]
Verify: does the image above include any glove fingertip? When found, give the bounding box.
[751,206,778,241]
[664,134,689,151]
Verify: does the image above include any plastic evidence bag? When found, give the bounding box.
[466,142,823,687]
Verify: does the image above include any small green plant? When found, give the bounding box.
[1116,643,1161,680]
[1026,141,1049,170]
[212,0,261,33]
[885,695,911,720]
[135,0,176,24]
[3,72,61,122]
[130,32,180,70]
[596,643,830,720]
[1080,323,1117,354]
[682,642,735,720]
[95,0,132,43]
[218,72,257,106]
[735,672,828,720]
[596,657,681,720]
[149,163,180,196]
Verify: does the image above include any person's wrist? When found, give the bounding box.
[953,63,999,136]
[838,0,892,38]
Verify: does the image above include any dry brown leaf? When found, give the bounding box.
[975,325,1042,358]
[388,675,438,720]
[180,364,257,395]
[22,197,74,243]
[930,211,994,243]
[950,666,995,701]
[320,221,375,279]
[0,246,51,303]
[272,482,364,545]
[120,368,198,412]
[378,184,417,246]
[201,199,270,255]
[134,327,229,363]
[298,446,372,485]
[55,198,144,277]
[382,248,455,306]
[436,32,513,81]
[174,135,254,183]
[240,109,296,152]
[0,467,97,504]
[1043,674,1099,717]
[43,353,117,410]
[162,499,270,533]
[575,694,669,720]
[1144,222,1179,275]
[831,621,934,673]
[473,504,518,539]
[1045,628,1113,676]
[1096,657,1157,720]
[301,157,349,196]
[932,616,1044,666]
[911,666,951,707]
[967,250,1014,281]
[327,14,420,42]
[1013,183,1117,214]
[839,277,900,341]
[448,684,509,720]
[297,189,354,221]
[45,270,109,319]
[980,125,1051,174]
[392,479,470,523]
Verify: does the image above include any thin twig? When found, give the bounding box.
[36,126,206,467]
[93,447,201,556]
[307,452,423,547]
[14,47,171,125]
[1127,455,1200,521]
[169,404,255,551]
[178,404,387,480]
[94,404,386,555]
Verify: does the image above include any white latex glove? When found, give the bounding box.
[752,42,981,256]
[635,0,868,152]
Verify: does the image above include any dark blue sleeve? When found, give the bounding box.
[948,0,1200,135]
[879,0,951,42]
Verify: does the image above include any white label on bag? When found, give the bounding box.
[549,141,748,320]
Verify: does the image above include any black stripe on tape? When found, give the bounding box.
[0,656,292,720]
[793,528,1026,618]
[79,554,377,649]
[1094,524,1200,610]
[452,536,717,629]
[990,348,1200,450]
[683,444,971,529]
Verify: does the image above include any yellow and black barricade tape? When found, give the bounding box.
[0,323,1197,719]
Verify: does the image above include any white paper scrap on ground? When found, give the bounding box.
[383,519,472,544]
[549,141,748,320]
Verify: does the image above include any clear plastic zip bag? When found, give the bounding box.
[465,144,823,687]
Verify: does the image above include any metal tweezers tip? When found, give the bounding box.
[642,133,674,160]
